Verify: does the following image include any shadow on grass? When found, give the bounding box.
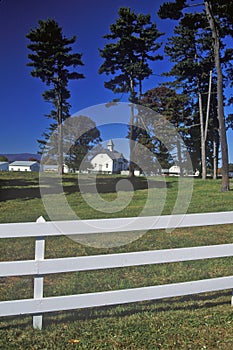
[0,177,41,201]
[0,290,230,330]
[43,290,231,328]
[65,176,172,195]
[44,290,231,325]
[0,176,173,201]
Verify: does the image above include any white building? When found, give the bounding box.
[90,140,128,174]
[42,164,69,173]
[9,161,40,172]
[169,165,180,176]
[0,162,9,171]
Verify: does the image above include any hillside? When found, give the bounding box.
[0,153,41,162]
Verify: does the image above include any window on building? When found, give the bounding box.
[106,163,108,168]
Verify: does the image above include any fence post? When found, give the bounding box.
[33,216,46,330]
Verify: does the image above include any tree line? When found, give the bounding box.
[26,0,233,191]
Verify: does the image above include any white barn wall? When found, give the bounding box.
[91,154,113,173]
[9,161,40,172]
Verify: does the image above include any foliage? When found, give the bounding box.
[99,7,163,176]
[0,155,8,162]
[140,86,192,169]
[162,11,218,176]
[158,0,232,190]
[126,124,158,174]
[64,115,101,171]
[26,19,84,174]
[99,7,163,102]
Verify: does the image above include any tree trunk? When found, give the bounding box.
[204,70,212,142]
[205,0,229,191]
[176,136,182,176]
[198,89,206,179]
[213,139,218,179]
[57,124,63,175]
[128,75,136,177]
[139,79,142,102]
[57,89,63,176]
[129,103,135,177]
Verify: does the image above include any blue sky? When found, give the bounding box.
[0,0,232,162]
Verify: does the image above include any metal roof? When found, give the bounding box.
[92,149,128,161]
[9,161,39,166]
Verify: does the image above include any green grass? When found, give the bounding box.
[1,172,233,349]
[1,172,233,222]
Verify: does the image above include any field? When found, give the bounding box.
[1,171,233,349]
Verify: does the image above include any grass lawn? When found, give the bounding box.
[0,172,233,349]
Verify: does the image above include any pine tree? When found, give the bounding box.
[26,19,84,174]
[162,11,217,178]
[99,7,163,176]
[158,0,232,190]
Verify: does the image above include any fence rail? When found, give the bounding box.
[1,212,233,329]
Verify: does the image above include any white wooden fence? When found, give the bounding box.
[1,211,233,330]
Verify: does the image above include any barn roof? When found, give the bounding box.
[92,149,128,161]
[9,161,39,166]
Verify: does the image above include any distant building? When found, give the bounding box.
[90,140,128,174]
[169,165,180,176]
[42,164,58,172]
[42,164,69,173]
[0,162,9,171]
[9,161,40,172]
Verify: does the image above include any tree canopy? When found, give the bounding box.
[25,6,233,186]
[99,7,163,102]
[27,19,84,174]
[158,0,233,190]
